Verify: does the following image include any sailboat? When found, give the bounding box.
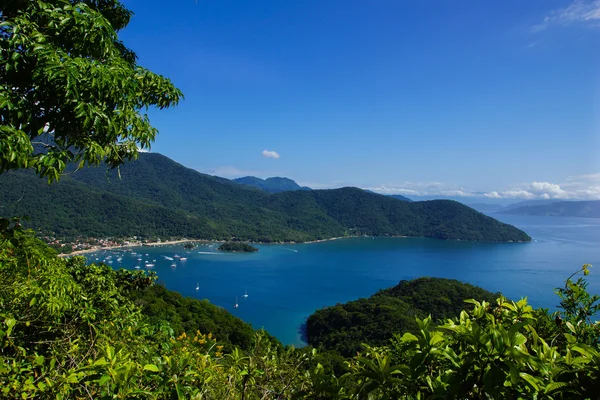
[195,282,199,291]
[242,289,248,298]
[233,297,239,308]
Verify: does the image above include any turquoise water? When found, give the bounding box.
[87,214,599,347]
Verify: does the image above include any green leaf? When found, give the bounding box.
[519,372,540,391]
[143,364,160,372]
[401,332,418,342]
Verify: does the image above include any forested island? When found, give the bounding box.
[217,242,259,252]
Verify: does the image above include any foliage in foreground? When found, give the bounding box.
[0,0,182,181]
[1,223,598,399]
[129,284,259,352]
[306,277,500,356]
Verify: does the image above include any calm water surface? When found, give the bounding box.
[89,214,600,347]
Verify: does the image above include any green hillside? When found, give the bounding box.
[389,194,412,202]
[306,277,499,356]
[0,153,530,242]
[129,285,265,352]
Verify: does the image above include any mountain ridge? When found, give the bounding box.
[502,200,600,218]
[233,176,311,193]
[0,152,531,243]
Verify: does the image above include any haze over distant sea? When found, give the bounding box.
[88,213,600,347]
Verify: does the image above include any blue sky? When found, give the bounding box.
[121,0,599,201]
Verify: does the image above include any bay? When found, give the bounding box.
[88,214,600,347]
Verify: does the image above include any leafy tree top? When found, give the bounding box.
[0,0,182,181]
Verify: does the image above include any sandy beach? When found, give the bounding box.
[59,239,208,258]
[303,236,353,244]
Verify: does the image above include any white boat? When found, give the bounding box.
[233,297,239,308]
[134,266,141,269]
[195,282,199,291]
[170,262,177,267]
[180,257,187,261]
[146,263,155,267]
[242,289,248,298]
[163,256,174,261]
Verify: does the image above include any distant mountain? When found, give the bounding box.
[468,203,505,213]
[233,176,310,193]
[502,199,562,212]
[502,200,600,218]
[388,194,412,202]
[0,153,530,242]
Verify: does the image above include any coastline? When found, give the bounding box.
[58,236,359,257]
[57,234,522,258]
[303,236,355,244]
[58,239,209,258]
[59,235,414,257]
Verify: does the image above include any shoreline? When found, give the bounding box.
[58,239,209,258]
[58,236,360,257]
[303,236,355,244]
[58,234,526,258]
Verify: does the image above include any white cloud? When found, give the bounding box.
[364,176,600,201]
[530,181,567,197]
[262,149,280,159]
[365,185,421,195]
[363,182,478,197]
[296,181,344,189]
[533,0,600,31]
[201,166,259,178]
[484,179,600,200]
[484,190,536,200]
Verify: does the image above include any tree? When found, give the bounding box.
[0,0,182,181]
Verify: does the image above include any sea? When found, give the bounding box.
[86,214,600,347]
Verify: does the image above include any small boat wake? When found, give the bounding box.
[197,251,222,255]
